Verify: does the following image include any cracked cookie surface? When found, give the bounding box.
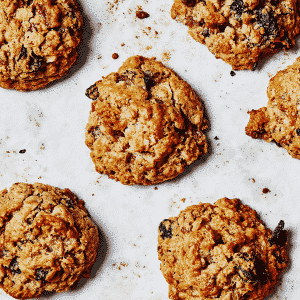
[0,0,82,91]
[0,182,99,299]
[171,0,300,70]
[246,57,300,158]
[85,55,208,186]
[158,198,288,300]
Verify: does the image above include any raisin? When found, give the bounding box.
[182,0,198,7]
[230,0,245,19]
[136,10,150,19]
[29,52,43,72]
[9,257,22,275]
[159,219,173,240]
[269,220,287,246]
[35,268,49,282]
[85,84,99,100]
[296,128,300,136]
[18,46,27,61]
[144,72,163,92]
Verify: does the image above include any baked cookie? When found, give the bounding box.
[246,57,300,158]
[0,0,83,91]
[158,198,289,300]
[85,55,208,185]
[0,182,99,299]
[171,0,300,70]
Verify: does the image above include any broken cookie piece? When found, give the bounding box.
[158,198,289,300]
[85,55,209,185]
[171,0,300,70]
[246,57,300,159]
[0,182,99,299]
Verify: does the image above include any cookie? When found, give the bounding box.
[85,55,208,185]
[158,198,288,300]
[171,0,300,70]
[0,0,83,91]
[0,182,99,299]
[246,57,300,158]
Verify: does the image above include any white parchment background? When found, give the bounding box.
[1,0,300,299]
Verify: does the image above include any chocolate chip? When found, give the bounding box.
[65,198,75,209]
[296,128,300,136]
[159,219,173,240]
[230,0,245,19]
[18,46,27,61]
[29,52,43,72]
[252,62,258,71]
[202,28,210,37]
[254,9,279,42]
[144,72,163,92]
[85,84,99,100]
[35,268,49,282]
[230,71,236,76]
[19,149,26,154]
[269,220,287,246]
[136,10,150,19]
[9,257,21,275]
[214,136,219,140]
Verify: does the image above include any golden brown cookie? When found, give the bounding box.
[171,0,300,70]
[0,182,99,299]
[85,55,208,186]
[158,198,289,300]
[246,57,300,158]
[0,0,83,91]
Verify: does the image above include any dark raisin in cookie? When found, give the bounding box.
[0,182,99,299]
[171,0,300,70]
[246,57,300,158]
[85,55,209,185]
[0,0,83,91]
[158,198,289,300]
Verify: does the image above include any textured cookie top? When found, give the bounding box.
[0,0,82,91]
[158,198,288,300]
[85,56,208,185]
[171,0,300,70]
[246,57,300,158]
[0,182,99,299]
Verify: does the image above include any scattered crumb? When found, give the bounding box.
[112,53,119,59]
[262,188,270,194]
[121,43,125,47]
[145,45,152,50]
[40,144,45,150]
[38,176,42,179]
[98,55,102,59]
[136,9,150,19]
[6,151,9,153]
[154,187,158,190]
[162,51,171,63]
[181,198,186,203]
[92,194,94,196]
[251,178,255,183]
[214,136,219,140]
[230,70,236,76]
[19,149,26,154]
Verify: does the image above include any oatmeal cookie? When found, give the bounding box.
[85,55,208,185]
[0,0,83,91]
[0,182,99,299]
[158,198,289,300]
[246,57,300,158]
[171,0,300,70]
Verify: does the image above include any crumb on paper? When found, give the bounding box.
[181,198,186,203]
[98,55,102,59]
[19,149,26,154]
[154,187,158,190]
[136,8,150,19]
[121,43,125,47]
[214,136,219,140]
[230,70,236,76]
[262,188,270,194]
[112,53,119,59]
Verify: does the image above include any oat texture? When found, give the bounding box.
[0,0,83,91]
[246,57,300,158]
[171,0,300,70]
[0,182,99,299]
[158,198,289,300]
[85,55,208,185]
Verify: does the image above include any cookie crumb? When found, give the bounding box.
[154,187,158,190]
[19,149,26,154]
[252,178,255,183]
[136,10,150,19]
[112,53,119,59]
[214,136,219,140]
[121,43,125,47]
[98,55,102,59]
[262,188,271,194]
[230,71,236,76]
[181,198,186,203]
